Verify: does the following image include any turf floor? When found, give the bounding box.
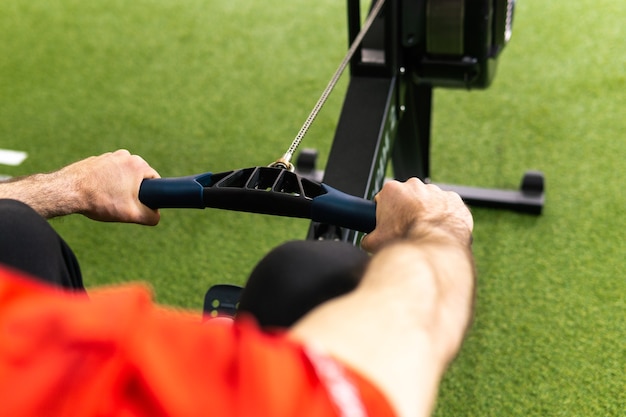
[1,0,624,415]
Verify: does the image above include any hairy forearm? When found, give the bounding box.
[0,151,161,225]
[371,238,474,416]
[291,178,475,417]
[291,236,475,417]
[0,170,84,219]
[365,237,475,356]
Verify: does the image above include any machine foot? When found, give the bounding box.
[436,171,545,214]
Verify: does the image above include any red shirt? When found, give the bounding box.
[0,266,395,417]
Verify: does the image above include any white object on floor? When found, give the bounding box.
[0,149,28,166]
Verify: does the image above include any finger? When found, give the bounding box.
[136,206,161,226]
[406,177,426,186]
[360,228,388,254]
[130,154,161,180]
[144,209,161,226]
[144,167,161,180]
[360,233,375,253]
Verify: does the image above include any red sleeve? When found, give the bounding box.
[0,266,395,417]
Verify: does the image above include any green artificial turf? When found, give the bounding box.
[1,0,624,415]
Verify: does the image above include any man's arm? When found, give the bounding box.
[290,179,475,417]
[0,149,160,225]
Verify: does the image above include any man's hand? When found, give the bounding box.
[62,149,161,225]
[361,178,473,253]
[0,150,161,225]
[292,179,475,417]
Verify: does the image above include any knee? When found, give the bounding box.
[0,199,47,229]
[238,240,369,328]
[0,198,40,216]
[0,199,60,249]
[0,199,84,290]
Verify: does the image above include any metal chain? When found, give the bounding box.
[272,0,387,169]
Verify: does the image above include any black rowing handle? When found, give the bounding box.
[139,166,376,233]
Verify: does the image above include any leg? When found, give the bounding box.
[0,199,84,290]
[237,240,369,328]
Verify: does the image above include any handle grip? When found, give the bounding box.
[138,167,377,233]
[139,173,214,209]
[313,185,376,233]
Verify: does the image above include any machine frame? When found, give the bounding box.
[302,0,544,244]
